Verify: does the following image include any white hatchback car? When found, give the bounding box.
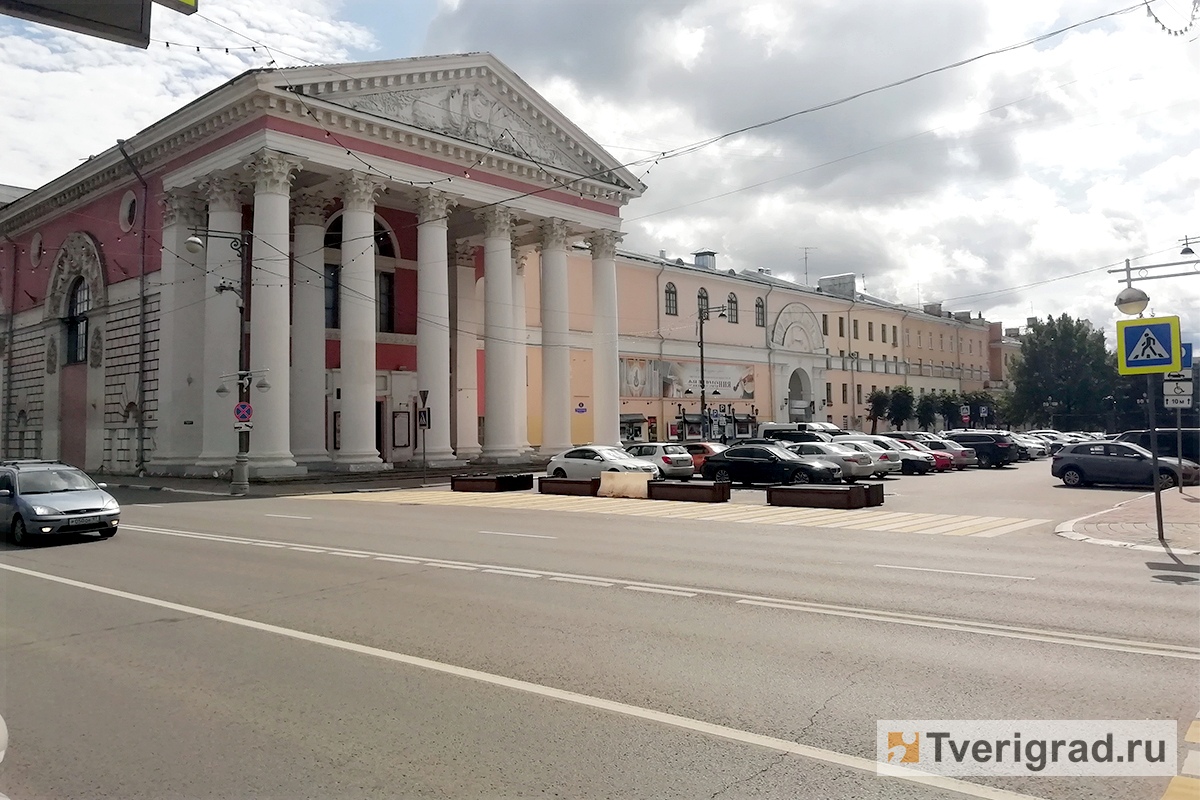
[547,446,661,479]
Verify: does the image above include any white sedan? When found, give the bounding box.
[835,440,902,477]
[547,446,661,479]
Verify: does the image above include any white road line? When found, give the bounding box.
[288,547,326,553]
[482,569,543,578]
[874,565,1036,581]
[130,503,165,508]
[248,542,286,548]
[625,586,696,598]
[549,577,614,588]
[329,552,371,559]
[117,524,1197,660]
[374,556,422,564]
[970,519,1049,538]
[478,530,557,539]
[0,562,1052,800]
[265,514,313,520]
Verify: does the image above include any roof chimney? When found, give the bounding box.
[817,273,857,299]
[693,249,717,270]
[1004,327,1021,338]
[659,250,666,259]
[758,267,772,276]
[923,302,943,317]
[952,310,972,322]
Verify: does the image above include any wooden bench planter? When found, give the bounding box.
[859,481,885,507]
[537,477,601,496]
[647,480,731,503]
[766,484,878,510]
[451,473,534,493]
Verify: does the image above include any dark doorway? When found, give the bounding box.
[375,401,385,461]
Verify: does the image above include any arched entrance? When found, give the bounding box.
[787,368,813,422]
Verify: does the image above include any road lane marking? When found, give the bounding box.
[265,514,312,520]
[0,561,1053,800]
[970,519,1049,538]
[288,547,326,553]
[116,524,1199,660]
[248,542,286,548]
[1181,751,1200,776]
[374,556,422,564]
[329,552,371,559]
[1162,776,1200,799]
[549,577,614,587]
[482,569,543,578]
[624,586,696,598]
[874,565,1036,581]
[130,503,165,508]
[1187,720,1200,743]
[478,530,557,539]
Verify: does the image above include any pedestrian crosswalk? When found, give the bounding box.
[302,490,1049,538]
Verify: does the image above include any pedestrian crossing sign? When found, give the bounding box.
[1116,316,1181,375]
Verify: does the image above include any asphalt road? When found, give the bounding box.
[1,459,1196,799]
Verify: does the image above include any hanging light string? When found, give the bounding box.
[1143,0,1199,35]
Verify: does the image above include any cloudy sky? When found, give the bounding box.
[2,0,1198,348]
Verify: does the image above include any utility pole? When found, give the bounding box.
[801,246,817,285]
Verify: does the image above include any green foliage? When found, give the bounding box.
[866,389,890,434]
[915,393,938,430]
[1008,315,1115,425]
[887,385,915,430]
[937,391,962,429]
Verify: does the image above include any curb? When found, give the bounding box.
[1054,495,1200,555]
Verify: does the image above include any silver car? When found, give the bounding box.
[624,443,695,479]
[1,460,121,545]
[787,442,876,481]
[922,438,978,469]
[836,440,902,477]
[546,446,660,479]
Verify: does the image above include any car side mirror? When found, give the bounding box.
[0,489,9,497]
[97,482,108,489]
[593,456,604,461]
[768,454,779,462]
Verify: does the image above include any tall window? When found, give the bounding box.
[664,282,678,316]
[726,292,739,323]
[378,271,395,333]
[324,265,340,329]
[856,384,863,405]
[325,215,396,258]
[852,319,859,339]
[868,321,874,341]
[697,288,709,318]
[754,298,765,327]
[940,333,945,350]
[838,317,845,337]
[825,382,832,404]
[821,314,828,335]
[65,277,90,364]
[841,383,848,403]
[892,325,898,346]
[881,324,887,343]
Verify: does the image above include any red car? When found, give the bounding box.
[684,442,728,472]
[894,439,953,471]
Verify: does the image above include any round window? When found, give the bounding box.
[29,233,43,268]
[119,190,138,233]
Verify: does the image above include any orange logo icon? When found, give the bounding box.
[887,731,920,763]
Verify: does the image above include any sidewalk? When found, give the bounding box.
[1057,487,1200,554]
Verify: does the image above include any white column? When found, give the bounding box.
[149,189,205,470]
[290,188,330,465]
[452,241,481,460]
[476,205,521,462]
[245,149,303,470]
[416,188,458,465]
[512,244,531,454]
[539,218,573,454]
[590,230,622,446]
[333,171,386,468]
[196,175,244,468]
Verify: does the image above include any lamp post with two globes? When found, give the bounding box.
[184,231,271,496]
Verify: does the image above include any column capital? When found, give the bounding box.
[341,171,387,213]
[511,243,528,274]
[475,205,517,239]
[245,149,304,196]
[161,189,203,229]
[197,174,244,213]
[540,218,571,251]
[588,229,623,261]
[454,239,477,268]
[293,187,332,227]
[416,188,458,225]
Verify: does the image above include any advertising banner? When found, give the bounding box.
[619,358,755,399]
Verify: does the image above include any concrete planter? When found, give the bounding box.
[767,484,869,509]
[451,473,534,492]
[646,480,731,503]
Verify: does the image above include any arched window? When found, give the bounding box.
[323,215,396,258]
[754,297,766,328]
[664,282,678,316]
[66,277,90,364]
[726,292,739,324]
[697,288,709,318]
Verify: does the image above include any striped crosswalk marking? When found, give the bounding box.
[1161,711,1200,799]
[303,489,1048,538]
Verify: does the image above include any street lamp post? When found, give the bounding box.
[691,304,727,441]
[185,231,271,496]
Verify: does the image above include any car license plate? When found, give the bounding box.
[68,516,99,526]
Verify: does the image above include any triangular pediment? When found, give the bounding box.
[276,54,643,195]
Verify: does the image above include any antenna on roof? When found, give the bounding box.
[801,246,817,285]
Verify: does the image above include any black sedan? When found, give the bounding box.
[700,443,842,485]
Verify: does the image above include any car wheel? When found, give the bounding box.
[550,468,567,478]
[10,516,30,546]
[1061,468,1084,487]
[713,468,731,483]
[792,470,810,484]
[1158,470,1178,490]
[901,462,915,475]
[845,477,857,483]
[977,453,993,469]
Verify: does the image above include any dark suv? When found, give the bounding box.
[942,431,1019,468]
[1115,429,1199,464]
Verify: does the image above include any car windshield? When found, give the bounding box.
[599,448,635,461]
[849,441,884,453]
[825,444,857,455]
[663,445,688,455]
[19,468,97,494]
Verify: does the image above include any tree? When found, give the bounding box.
[866,389,890,433]
[887,386,915,430]
[937,392,962,430]
[1008,315,1116,426]
[915,393,938,430]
